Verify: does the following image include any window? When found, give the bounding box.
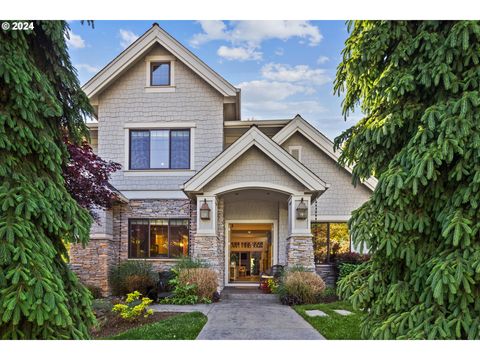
[312,222,350,263]
[129,219,189,259]
[288,146,302,161]
[150,62,171,86]
[129,129,190,170]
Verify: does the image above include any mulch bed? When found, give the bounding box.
[91,311,183,339]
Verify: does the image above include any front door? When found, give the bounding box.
[228,223,272,284]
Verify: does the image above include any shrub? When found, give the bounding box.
[175,257,209,270]
[267,278,279,293]
[112,291,154,321]
[277,271,326,305]
[161,258,216,304]
[337,262,361,284]
[316,286,339,303]
[85,284,103,299]
[335,252,370,264]
[177,268,218,300]
[161,282,200,305]
[109,261,157,296]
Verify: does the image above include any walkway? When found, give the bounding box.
[152,288,324,340]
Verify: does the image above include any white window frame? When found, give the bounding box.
[124,122,195,175]
[145,55,176,93]
[288,145,302,162]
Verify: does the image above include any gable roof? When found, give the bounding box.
[82,23,239,99]
[183,126,328,197]
[272,115,378,191]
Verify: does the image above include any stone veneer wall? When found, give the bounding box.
[69,237,117,296]
[114,199,193,273]
[286,235,315,271]
[191,197,225,291]
[315,264,337,287]
[70,199,196,296]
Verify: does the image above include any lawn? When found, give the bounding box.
[294,301,364,340]
[105,312,208,340]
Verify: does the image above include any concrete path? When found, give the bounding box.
[195,291,324,340]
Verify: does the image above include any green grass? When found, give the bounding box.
[294,301,364,340]
[106,312,208,340]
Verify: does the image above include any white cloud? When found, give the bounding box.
[217,46,262,61]
[190,20,227,47]
[75,64,100,73]
[261,63,330,85]
[237,79,324,119]
[66,30,85,49]
[237,80,315,103]
[119,29,139,49]
[191,21,322,62]
[192,20,322,47]
[317,56,330,64]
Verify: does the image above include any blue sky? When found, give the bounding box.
[67,20,360,139]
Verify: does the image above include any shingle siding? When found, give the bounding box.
[202,146,306,193]
[282,132,372,217]
[96,44,224,191]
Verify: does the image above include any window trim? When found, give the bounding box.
[145,55,176,92]
[128,128,191,171]
[128,218,190,259]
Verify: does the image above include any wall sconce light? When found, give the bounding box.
[296,197,308,220]
[200,199,211,220]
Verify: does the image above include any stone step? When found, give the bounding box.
[221,288,280,303]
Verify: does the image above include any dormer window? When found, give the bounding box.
[145,55,175,92]
[150,62,170,86]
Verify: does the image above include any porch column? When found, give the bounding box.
[192,196,225,290]
[286,195,315,271]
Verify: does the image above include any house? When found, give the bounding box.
[69,23,376,295]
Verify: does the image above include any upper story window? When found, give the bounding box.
[145,55,176,92]
[129,129,190,170]
[150,62,171,86]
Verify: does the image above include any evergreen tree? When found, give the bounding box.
[0,21,96,339]
[335,21,480,339]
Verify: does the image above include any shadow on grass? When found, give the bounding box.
[105,312,208,340]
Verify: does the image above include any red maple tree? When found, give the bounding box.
[63,140,121,217]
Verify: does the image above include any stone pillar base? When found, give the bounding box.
[286,235,315,271]
[69,237,116,297]
[192,235,225,292]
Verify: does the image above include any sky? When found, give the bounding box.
[67,20,361,140]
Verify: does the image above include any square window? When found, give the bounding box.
[151,62,170,86]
